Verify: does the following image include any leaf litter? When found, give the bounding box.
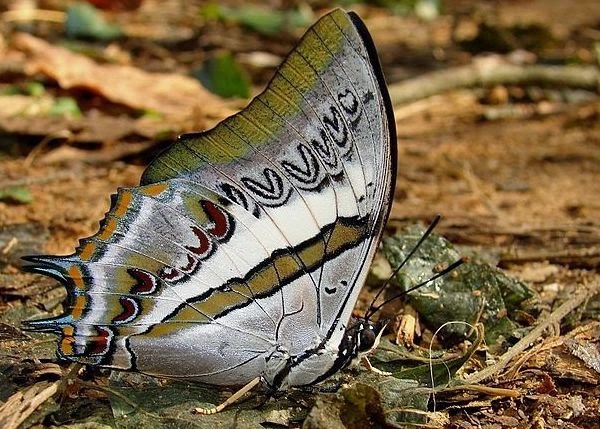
[1,0,599,428]
[14,33,229,121]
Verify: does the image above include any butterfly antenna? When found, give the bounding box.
[366,258,464,319]
[366,215,442,318]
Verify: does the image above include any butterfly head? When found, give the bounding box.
[348,317,388,357]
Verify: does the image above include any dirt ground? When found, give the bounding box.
[0,1,598,428]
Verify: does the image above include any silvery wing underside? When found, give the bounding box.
[23,9,397,388]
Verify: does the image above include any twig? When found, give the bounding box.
[389,56,600,105]
[23,130,73,168]
[467,297,486,337]
[0,381,60,429]
[1,237,18,255]
[77,381,142,411]
[465,279,599,384]
[503,321,600,379]
[442,384,520,398]
[1,9,65,24]
[500,247,600,269]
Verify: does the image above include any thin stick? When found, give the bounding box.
[2,9,65,24]
[0,381,60,429]
[23,130,73,168]
[389,57,600,106]
[443,384,520,398]
[465,280,599,384]
[194,376,261,415]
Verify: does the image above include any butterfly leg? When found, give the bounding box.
[194,376,262,415]
[361,356,391,376]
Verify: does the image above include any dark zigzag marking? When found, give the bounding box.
[322,105,349,152]
[280,143,322,189]
[240,167,292,206]
[274,11,398,389]
[124,336,138,371]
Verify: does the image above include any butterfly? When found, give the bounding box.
[23,8,397,413]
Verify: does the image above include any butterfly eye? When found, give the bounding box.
[358,326,377,352]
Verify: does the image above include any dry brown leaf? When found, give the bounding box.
[565,338,600,375]
[0,94,205,142]
[522,323,600,384]
[0,381,59,429]
[36,141,154,165]
[13,33,229,121]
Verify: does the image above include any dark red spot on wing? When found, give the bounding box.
[186,226,212,257]
[113,297,138,324]
[159,266,185,281]
[159,255,198,282]
[202,201,231,240]
[128,268,157,294]
[87,326,112,355]
[181,253,199,273]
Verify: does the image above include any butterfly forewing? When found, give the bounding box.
[24,9,396,387]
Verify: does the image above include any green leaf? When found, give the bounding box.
[66,3,122,41]
[304,379,429,428]
[199,3,222,21]
[140,109,162,119]
[0,85,21,96]
[376,324,483,386]
[0,82,46,96]
[106,372,301,428]
[0,186,32,204]
[201,4,311,36]
[305,327,485,427]
[25,82,46,97]
[49,97,82,118]
[382,225,537,344]
[194,52,250,99]
[339,383,386,427]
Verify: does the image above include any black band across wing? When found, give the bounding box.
[153,215,370,328]
[267,11,399,389]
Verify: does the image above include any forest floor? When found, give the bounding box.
[0,1,598,428]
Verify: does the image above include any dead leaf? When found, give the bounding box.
[522,323,600,384]
[565,338,600,374]
[35,141,154,165]
[0,95,199,142]
[0,381,59,429]
[13,33,230,121]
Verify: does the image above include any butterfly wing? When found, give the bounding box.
[23,9,396,386]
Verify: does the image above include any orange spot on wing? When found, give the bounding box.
[98,217,117,241]
[140,182,168,196]
[79,242,97,261]
[68,265,86,290]
[114,191,133,217]
[60,326,75,355]
[70,295,87,320]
